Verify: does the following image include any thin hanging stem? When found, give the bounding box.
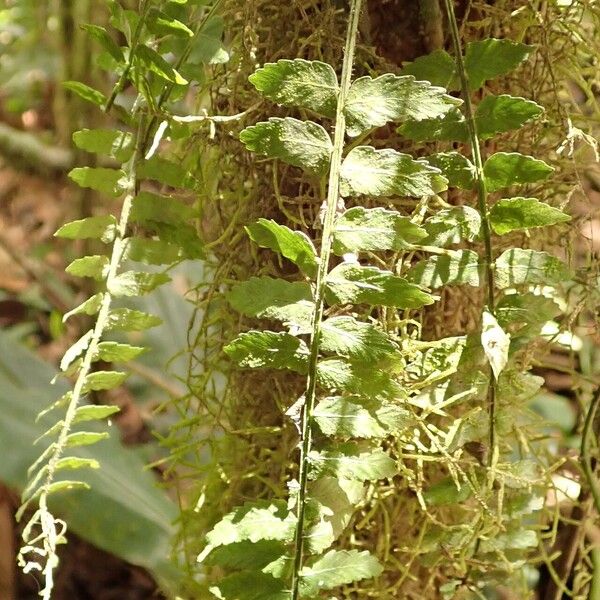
[442,0,498,471]
[289,0,363,597]
[581,387,600,514]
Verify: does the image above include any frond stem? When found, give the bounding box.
[289,0,363,597]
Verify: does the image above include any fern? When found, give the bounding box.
[197,0,484,597]
[15,2,209,597]
[201,5,575,600]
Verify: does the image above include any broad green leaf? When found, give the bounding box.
[55,215,117,243]
[306,477,364,554]
[224,331,309,373]
[66,255,109,280]
[465,39,533,90]
[325,263,435,309]
[94,342,146,362]
[209,571,289,600]
[473,94,544,139]
[332,207,426,254]
[406,250,482,288]
[108,271,171,297]
[489,197,570,235]
[65,431,110,448]
[422,206,481,247]
[300,550,383,596]
[398,107,466,142]
[240,118,332,176]
[246,219,318,276]
[426,152,475,189]
[204,540,286,571]
[494,249,570,289]
[73,404,121,424]
[205,501,295,548]
[60,330,93,372]
[320,316,397,360]
[227,277,314,331]
[249,59,338,117]
[81,24,124,62]
[339,146,447,198]
[72,128,133,162]
[63,81,107,107]
[138,157,195,189]
[424,478,472,506]
[481,310,511,380]
[484,152,554,192]
[188,16,229,65]
[105,308,163,332]
[314,395,410,438]
[317,359,402,399]
[63,293,104,322]
[122,237,185,265]
[135,44,187,84]
[399,49,458,90]
[82,371,128,393]
[308,446,397,481]
[130,191,193,225]
[344,74,461,137]
[399,95,543,142]
[147,9,194,37]
[69,167,126,197]
[479,529,537,553]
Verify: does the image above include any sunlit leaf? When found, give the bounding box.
[308,445,397,481]
[105,308,162,332]
[325,263,435,308]
[422,206,481,247]
[340,146,447,197]
[65,255,109,280]
[332,207,426,254]
[320,316,397,360]
[82,371,128,393]
[108,271,171,297]
[55,215,117,243]
[344,74,461,137]
[69,167,127,197]
[426,152,475,189]
[227,277,314,331]
[406,250,482,288]
[73,404,120,424]
[72,128,133,162]
[240,117,332,176]
[135,44,188,84]
[224,331,309,373]
[246,219,318,277]
[481,310,511,380]
[399,49,458,90]
[494,249,570,288]
[249,59,338,117]
[299,550,383,596]
[314,395,410,439]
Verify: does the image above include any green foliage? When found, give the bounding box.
[16,2,213,596]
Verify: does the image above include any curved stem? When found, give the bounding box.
[289,0,363,597]
[582,387,600,514]
[442,0,497,471]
